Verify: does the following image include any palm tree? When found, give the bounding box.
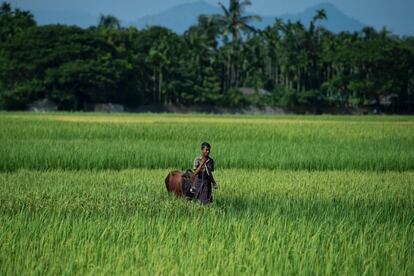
[313,9,327,23]
[309,8,327,44]
[214,0,260,43]
[0,2,12,15]
[147,39,170,104]
[303,9,328,91]
[212,0,261,89]
[0,2,35,43]
[98,14,121,30]
[184,15,222,102]
[261,18,284,88]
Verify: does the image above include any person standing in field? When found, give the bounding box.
[193,142,217,204]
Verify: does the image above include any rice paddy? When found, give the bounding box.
[0,112,413,275]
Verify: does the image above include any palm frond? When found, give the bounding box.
[240,15,262,23]
[210,14,230,26]
[240,23,257,33]
[218,2,230,17]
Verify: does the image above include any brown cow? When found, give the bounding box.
[165,169,196,199]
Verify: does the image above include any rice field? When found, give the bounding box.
[0,112,413,275]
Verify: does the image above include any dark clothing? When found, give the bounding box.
[193,157,214,204]
[193,157,214,178]
[194,177,212,204]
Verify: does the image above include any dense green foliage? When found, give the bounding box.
[0,113,413,274]
[0,2,413,112]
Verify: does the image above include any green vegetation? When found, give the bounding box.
[0,113,413,171]
[1,169,413,274]
[1,1,413,112]
[0,113,413,274]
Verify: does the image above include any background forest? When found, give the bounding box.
[0,1,413,113]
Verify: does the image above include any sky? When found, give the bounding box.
[6,0,414,35]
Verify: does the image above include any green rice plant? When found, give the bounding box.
[0,112,413,171]
[0,169,413,275]
[0,112,413,275]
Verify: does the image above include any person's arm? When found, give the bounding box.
[209,159,218,188]
[193,157,206,176]
[210,173,218,188]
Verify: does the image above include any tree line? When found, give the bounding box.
[0,1,413,112]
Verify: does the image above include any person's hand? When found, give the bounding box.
[199,157,207,165]
[213,182,218,189]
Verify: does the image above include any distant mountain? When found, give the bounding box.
[278,3,365,33]
[129,1,221,33]
[30,1,366,34]
[130,1,366,33]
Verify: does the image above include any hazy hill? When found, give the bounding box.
[277,3,365,33]
[130,2,365,33]
[129,1,221,33]
[30,1,365,33]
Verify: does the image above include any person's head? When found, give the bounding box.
[200,142,211,157]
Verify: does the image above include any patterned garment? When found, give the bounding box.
[193,157,214,176]
[193,157,214,204]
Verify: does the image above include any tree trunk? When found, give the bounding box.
[158,67,163,104]
[226,51,231,91]
[153,68,157,104]
[275,64,279,85]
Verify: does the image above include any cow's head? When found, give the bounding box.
[182,169,196,198]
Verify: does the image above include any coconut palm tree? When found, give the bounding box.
[98,14,121,30]
[0,2,12,15]
[313,9,327,23]
[0,2,35,43]
[212,0,261,89]
[214,0,260,43]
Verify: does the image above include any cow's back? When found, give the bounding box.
[165,170,183,196]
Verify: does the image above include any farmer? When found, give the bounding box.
[193,142,217,204]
